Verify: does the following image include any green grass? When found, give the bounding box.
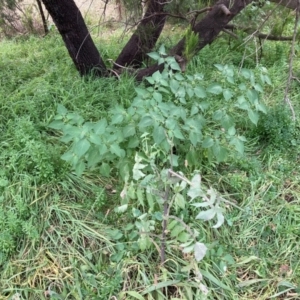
[0,25,300,300]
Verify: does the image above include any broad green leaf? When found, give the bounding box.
[138,115,153,128]
[48,120,64,130]
[212,212,225,228]
[153,91,162,102]
[75,161,85,176]
[99,143,108,155]
[187,174,202,200]
[262,74,272,85]
[111,113,123,125]
[147,52,160,60]
[226,76,235,84]
[256,102,267,114]
[189,131,200,146]
[63,125,81,137]
[248,109,259,125]
[238,83,247,91]
[170,61,181,71]
[253,83,263,93]
[89,133,102,145]
[67,113,84,125]
[115,204,128,213]
[175,193,185,209]
[170,79,179,93]
[202,137,214,148]
[223,254,235,264]
[196,208,216,221]
[241,68,253,79]
[171,225,185,237]
[194,86,206,98]
[177,232,190,243]
[214,64,224,71]
[128,136,139,148]
[187,87,194,98]
[61,151,74,162]
[165,118,177,130]
[135,87,148,97]
[158,44,166,55]
[177,86,186,98]
[213,143,228,162]
[139,236,150,251]
[94,119,107,135]
[123,124,136,138]
[182,244,195,253]
[175,73,185,81]
[168,219,179,230]
[213,110,223,121]
[246,89,258,103]
[230,137,244,154]
[100,163,110,177]
[223,89,233,101]
[221,114,234,130]
[57,104,68,115]
[207,83,223,95]
[173,127,185,140]
[194,242,207,262]
[190,104,199,116]
[152,70,162,82]
[60,134,73,143]
[87,147,101,167]
[133,167,146,181]
[236,96,249,110]
[153,125,165,145]
[227,126,236,136]
[146,76,154,85]
[110,143,125,157]
[73,138,90,157]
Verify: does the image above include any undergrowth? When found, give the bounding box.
[0,25,299,300]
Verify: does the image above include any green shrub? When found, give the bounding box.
[254,105,298,150]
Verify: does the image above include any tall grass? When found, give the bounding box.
[0,27,299,299]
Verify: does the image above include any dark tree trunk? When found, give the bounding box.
[170,0,253,58]
[135,0,253,81]
[40,0,298,81]
[41,0,107,76]
[114,0,168,70]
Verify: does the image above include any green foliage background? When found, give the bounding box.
[0,3,300,299]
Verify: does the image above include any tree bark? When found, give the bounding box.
[41,0,107,76]
[114,0,167,70]
[40,0,299,81]
[270,0,300,10]
[170,0,253,59]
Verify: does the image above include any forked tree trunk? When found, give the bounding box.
[170,0,253,57]
[114,0,167,70]
[136,0,253,81]
[41,0,107,76]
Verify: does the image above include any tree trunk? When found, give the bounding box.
[135,0,253,81]
[41,0,107,76]
[114,0,167,70]
[170,0,253,59]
